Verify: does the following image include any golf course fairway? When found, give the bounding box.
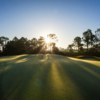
[0,54,100,100]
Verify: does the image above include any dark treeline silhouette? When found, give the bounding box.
[0,34,59,56]
[0,29,100,56]
[66,28,100,56]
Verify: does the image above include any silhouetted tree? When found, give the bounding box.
[52,42,59,53]
[67,44,74,52]
[31,38,38,47]
[95,28,100,41]
[12,37,18,41]
[82,29,93,51]
[37,36,46,53]
[74,36,82,52]
[95,28,100,48]
[47,33,58,53]
[0,36,9,52]
[4,37,29,55]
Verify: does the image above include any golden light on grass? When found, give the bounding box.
[0,54,27,62]
[69,57,100,78]
[15,58,27,63]
[51,62,64,90]
[49,60,84,100]
[69,57,100,67]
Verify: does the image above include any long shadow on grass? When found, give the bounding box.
[0,73,4,100]
[0,54,100,100]
[0,54,52,100]
[0,54,40,100]
[0,55,28,100]
[58,56,100,100]
[24,54,77,100]
[0,55,30,72]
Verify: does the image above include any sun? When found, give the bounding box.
[44,34,52,44]
[44,36,52,51]
[44,36,51,44]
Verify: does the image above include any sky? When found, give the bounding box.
[0,0,100,48]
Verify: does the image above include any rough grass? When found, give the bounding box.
[0,54,100,100]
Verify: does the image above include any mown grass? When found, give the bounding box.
[0,54,100,100]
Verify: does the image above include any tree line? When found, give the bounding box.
[66,28,100,56]
[0,34,59,55]
[0,28,100,56]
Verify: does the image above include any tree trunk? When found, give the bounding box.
[87,43,88,51]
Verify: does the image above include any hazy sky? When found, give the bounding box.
[0,0,100,48]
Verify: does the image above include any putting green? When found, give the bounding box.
[0,54,100,100]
